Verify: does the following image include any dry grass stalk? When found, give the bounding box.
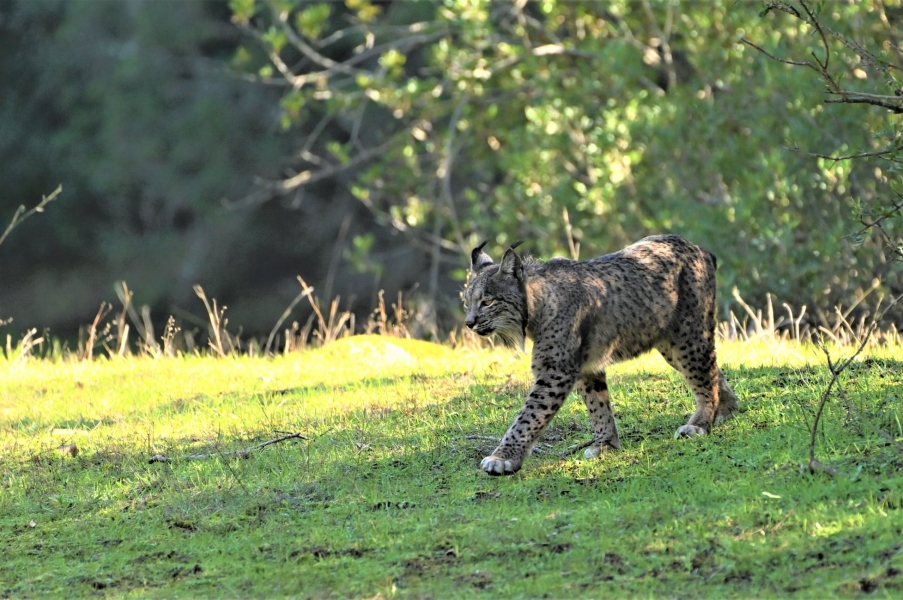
[297,275,353,347]
[721,288,900,347]
[265,277,314,356]
[114,281,132,356]
[194,285,235,357]
[162,316,181,357]
[114,282,163,357]
[80,302,112,361]
[364,290,410,338]
[7,328,43,366]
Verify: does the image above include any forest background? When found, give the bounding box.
[1,0,901,346]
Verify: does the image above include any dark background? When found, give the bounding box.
[1,0,900,347]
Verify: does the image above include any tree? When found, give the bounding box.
[232,0,899,321]
[741,0,903,474]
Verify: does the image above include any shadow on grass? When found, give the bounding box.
[3,359,902,597]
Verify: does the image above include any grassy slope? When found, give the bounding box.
[1,336,902,598]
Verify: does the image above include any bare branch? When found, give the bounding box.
[277,139,394,191]
[0,185,63,248]
[316,21,433,48]
[265,282,314,356]
[149,432,306,464]
[740,38,815,70]
[824,97,903,114]
[799,0,830,72]
[828,90,903,102]
[275,9,356,75]
[784,144,903,162]
[809,291,903,473]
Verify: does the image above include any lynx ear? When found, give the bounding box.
[470,240,494,274]
[497,244,524,283]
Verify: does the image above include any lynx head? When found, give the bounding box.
[462,240,528,349]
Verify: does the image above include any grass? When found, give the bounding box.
[2,335,902,598]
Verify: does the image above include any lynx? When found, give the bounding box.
[462,234,738,475]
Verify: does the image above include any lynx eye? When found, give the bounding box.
[481,298,495,307]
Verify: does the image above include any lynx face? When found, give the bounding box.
[462,241,528,349]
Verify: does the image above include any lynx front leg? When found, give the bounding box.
[481,370,577,475]
[578,372,621,458]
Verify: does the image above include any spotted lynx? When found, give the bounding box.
[462,234,738,475]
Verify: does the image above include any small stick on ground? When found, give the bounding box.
[149,432,306,464]
[555,439,595,458]
[464,435,595,457]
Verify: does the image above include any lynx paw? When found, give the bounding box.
[584,443,619,459]
[714,405,737,424]
[480,455,520,476]
[714,412,733,425]
[674,424,707,439]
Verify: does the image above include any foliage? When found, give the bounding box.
[2,337,902,597]
[0,0,294,334]
[744,0,903,301]
[234,0,901,317]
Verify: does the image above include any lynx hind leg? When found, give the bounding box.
[657,341,720,439]
[578,372,621,459]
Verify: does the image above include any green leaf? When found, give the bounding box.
[262,26,287,53]
[346,0,380,23]
[296,4,331,39]
[229,0,257,23]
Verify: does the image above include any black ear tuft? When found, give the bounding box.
[509,240,525,251]
[470,240,494,274]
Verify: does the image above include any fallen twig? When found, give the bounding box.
[149,432,306,464]
[464,435,595,458]
[556,439,595,457]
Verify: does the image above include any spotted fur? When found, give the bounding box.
[462,235,739,475]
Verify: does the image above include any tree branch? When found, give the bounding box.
[824,97,903,114]
[0,185,63,249]
[784,144,903,163]
[740,38,815,70]
[809,291,903,473]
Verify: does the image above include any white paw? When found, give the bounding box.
[583,444,618,459]
[480,456,517,475]
[674,424,707,439]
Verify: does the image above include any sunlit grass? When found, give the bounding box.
[2,335,901,597]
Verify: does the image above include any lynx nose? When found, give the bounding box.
[464,315,477,329]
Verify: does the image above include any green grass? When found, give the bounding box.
[2,335,902,598]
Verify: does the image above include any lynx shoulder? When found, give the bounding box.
[462,235,738,476]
